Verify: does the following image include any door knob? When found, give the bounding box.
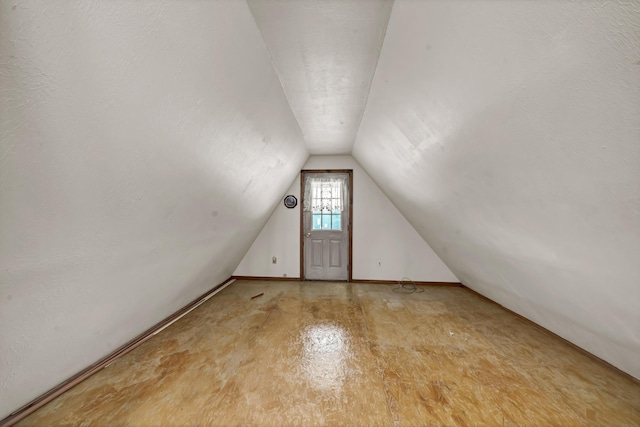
[305,232,311,238]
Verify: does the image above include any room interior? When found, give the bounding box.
[1,0,639,425]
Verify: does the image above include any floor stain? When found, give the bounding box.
[16,280,640,427]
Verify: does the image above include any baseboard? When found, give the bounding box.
[461,284,640,386]
[0,277,235,427]
[232,276,462,286]
[232,275,301,281]
[351,279,463,286]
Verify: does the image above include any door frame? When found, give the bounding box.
[300,169,353,282]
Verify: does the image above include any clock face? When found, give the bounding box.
[283,195,297,208]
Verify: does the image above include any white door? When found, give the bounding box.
[303,172,350,281]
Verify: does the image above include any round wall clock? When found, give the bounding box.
[283,195,297,208]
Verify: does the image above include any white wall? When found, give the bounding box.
[0,1,307,418]
[233,175,302,278]
[235,155,458,282]
[354,0,640,378]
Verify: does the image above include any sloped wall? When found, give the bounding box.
[0,1,307,417]
[235,155,458,282]
[354,0,640,378]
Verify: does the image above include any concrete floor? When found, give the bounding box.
[19,280,640,426]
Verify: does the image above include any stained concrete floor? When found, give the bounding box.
[18,280,640,426]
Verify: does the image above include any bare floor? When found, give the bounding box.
[19,281,640,426]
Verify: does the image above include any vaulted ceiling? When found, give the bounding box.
[247,0,640,381]
[1,0,638,419]
[248,0,393,154]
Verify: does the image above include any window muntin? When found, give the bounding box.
[310,181,342,230]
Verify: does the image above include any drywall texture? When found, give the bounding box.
[235,156,458,283]
[354,0,640,378]
[0,1,307,418]
[248,0,393,154]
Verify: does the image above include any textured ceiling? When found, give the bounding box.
[248,0,393,154]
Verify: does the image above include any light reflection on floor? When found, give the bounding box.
[300,323,349,391]
[17,280,640,426]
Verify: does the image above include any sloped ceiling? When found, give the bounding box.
[248,0,393,154]
[353,0,640,378]
[247,0,639,378]
[0,0,307,418]
[2,0,639,419]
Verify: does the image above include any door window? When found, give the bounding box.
[310,181,342,230]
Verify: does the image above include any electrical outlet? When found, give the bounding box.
[283,273,287,277]
[272,256,277,264]
[377,260,382,268]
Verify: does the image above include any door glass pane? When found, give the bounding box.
[312,213,322,230]
[307,176,346,231]
[332,213,341,230]
[321,214,332,230]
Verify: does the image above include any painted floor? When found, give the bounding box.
[18,280,640,426]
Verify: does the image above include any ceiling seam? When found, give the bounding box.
[347,0,395,155]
